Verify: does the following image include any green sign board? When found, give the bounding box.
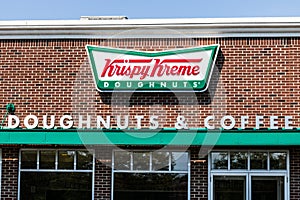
[86,45,219,92]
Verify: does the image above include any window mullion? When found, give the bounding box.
[130,152,133,171]
[37,150,40,170]
[55,150,58,170]
[169,152,172,171]
[267,151,270,171]
[248,151,251,171]
[74,151,77,170]
[247,173,250,200]
[149,152,152,171]
[228,151,230,170]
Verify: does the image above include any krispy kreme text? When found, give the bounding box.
[101,58,202,80]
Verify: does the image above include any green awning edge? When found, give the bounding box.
[0,128,299,146]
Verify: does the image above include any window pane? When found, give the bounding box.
[114,151,131,170]
[114,173,188,200]
[58,150,75,170]
[21,151,37,169]
[214,176,246,200]
[77,151,93,170]
[211,152,228,170]
[171,152,188,171]
[250,152,268,169]
[39,150,56,169]
[133,152,150,171]
[230,152,248,170]
[20,172,92,200]
[252,176,284,200]
[270,152,287,170]
[152,152,169,171]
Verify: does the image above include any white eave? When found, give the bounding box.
[1,17,300,39]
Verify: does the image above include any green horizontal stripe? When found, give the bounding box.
[0,129,300,146]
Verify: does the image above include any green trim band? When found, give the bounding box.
[0,129,300,146]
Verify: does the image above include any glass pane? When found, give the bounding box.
[58,150,75,170]
[39,150,56,169]
[251,176,284,200]
[133,152,150,171]
[20,172,92,200]
[77,151,93,170]
[114,151,131,170]
[214,176,246,200]
[250,152,267,170]
[211,152,228,170]
[114,173,188,200]
[270,152,287,170]
[152,152,169,171]
[21,151,37,169]
[230,152,248,169]
[171,152,188,171]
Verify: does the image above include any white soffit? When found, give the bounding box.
[0,17,300,38]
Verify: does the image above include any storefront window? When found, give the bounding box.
[19,149,94,200]
[171,152,189,171]
[152,151,169,171]
[77,151,93,170]
[114,173,188,200]
[58,150,75,170]
[250,152,267,170]
[230,152,248,170]
[21,151,37,169]
[114,151,131,170]
[211,151,287,171]
[270,152,287,170]
[20,172,92,200]
[133,152,150,171]
[214,176,246,200]
[113,151,189,200]
[251,176,284,200]
[39,150,56,169]
[210,151,288,200]
[211,152,228,169]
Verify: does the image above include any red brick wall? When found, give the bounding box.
[190,147,208,200]
[1,38,300,129]
[1,147,19,200]
[289,148,300,200]
[94,161,111,199]
[94,146,113,200]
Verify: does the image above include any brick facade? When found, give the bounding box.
[1,38,300,128]
[1,37,300,199]
[1,147,19,199]
[289,148,300,199]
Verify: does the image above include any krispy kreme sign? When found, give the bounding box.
[86,45,219,92]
